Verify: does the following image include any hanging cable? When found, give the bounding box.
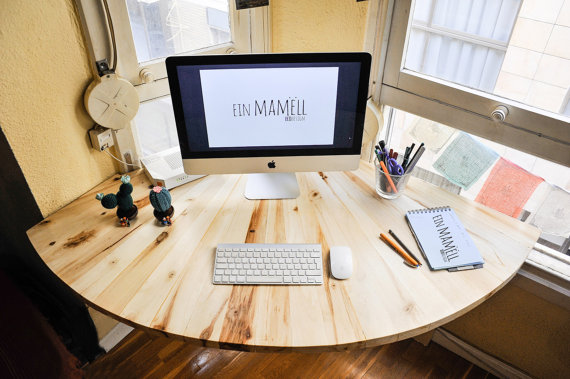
[102,0,118,72]
[103,147,141,169]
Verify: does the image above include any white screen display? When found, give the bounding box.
[199,67,339,148]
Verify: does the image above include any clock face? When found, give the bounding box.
[85,74,140,130]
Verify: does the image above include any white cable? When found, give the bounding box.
[103,147,140,169]
[102,0,118,72]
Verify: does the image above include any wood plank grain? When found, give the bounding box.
[28,162,540,351]
[85,329,496,379]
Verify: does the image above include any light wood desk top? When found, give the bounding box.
[27,162,540,351]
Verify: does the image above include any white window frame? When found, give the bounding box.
[77,0,270,96]
[364,0,569,295]
[369,0,569,167]
[75,0,271,169]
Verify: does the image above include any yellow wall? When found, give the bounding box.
[443,276,570,378]
[271,0,369,52]
[0,0,116,217]
[0,0,368,217]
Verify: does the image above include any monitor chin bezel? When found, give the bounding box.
[181,155,362,175]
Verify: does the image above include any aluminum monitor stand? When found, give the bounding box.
[244,173,300,200]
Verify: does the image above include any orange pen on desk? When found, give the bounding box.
[380,233,420,268]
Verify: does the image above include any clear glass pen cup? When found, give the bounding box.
[374,159,413,199]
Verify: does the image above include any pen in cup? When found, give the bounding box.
[379,160,398,193]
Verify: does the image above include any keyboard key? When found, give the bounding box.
[248,276,282,283]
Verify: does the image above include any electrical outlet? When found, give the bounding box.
[89,126,114,151]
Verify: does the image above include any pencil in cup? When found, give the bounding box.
[374,159,412,199]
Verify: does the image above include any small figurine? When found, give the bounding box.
[96,175,138,225]
[149,186,174,225]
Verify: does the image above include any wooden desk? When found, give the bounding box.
[27,163,540,352]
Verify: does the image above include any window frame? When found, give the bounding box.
[75,0,270,169]
[364,0,570,292]
[372,0,569,167]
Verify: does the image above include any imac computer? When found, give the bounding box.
[166,53,371,199]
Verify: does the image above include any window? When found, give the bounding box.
[385,108,570,260]
[366,0,570,272]
[372,0,569,167]
[76,0,270,165]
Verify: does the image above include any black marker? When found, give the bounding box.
[404,142,423,171]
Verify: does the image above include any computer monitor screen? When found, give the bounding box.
[166,53,371,199]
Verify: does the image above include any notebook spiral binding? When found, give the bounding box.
[407,206,451,214]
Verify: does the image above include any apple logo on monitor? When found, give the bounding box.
[268,160,276,169]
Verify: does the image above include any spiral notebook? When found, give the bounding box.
[405,207,484,271]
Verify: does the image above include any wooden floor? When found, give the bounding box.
[85,330,497,379]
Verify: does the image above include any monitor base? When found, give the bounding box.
[244,173,300,200]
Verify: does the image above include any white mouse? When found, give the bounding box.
[330,246,353,279]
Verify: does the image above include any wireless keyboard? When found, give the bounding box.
[213,243,323,285]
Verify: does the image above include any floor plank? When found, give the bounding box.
[85,330,498,379]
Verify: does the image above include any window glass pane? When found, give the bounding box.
[134,96,179,156]
[405,0,570,117]
[383,107,570,257]
[126,0,231,63]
